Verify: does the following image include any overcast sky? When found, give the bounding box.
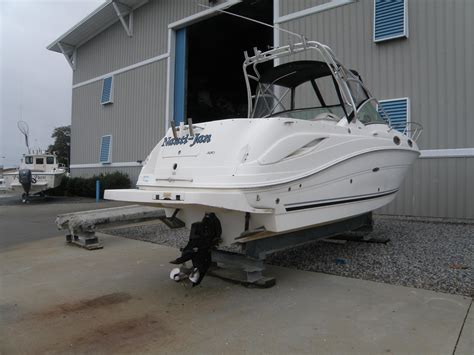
[1,0,103,167]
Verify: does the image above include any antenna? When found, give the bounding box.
[17,120,30,154]
[195,2,307,42]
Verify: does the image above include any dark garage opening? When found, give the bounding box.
[185,0,273,123]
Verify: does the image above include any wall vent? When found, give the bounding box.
[378,98,409,133]
[101,76,114,105]
[374,0,408,42]
[99,135,112,163]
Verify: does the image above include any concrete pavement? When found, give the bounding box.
[1,197,472,354]
[0,195,125,248]
[1,232,471,354]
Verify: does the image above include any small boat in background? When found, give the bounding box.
[3,150,67,203]
[3,121,67,203]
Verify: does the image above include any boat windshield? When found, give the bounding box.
[251,61,356,120]
[250,60,387,125]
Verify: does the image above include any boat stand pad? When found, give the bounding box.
[66,233,103,250]
[209,250,276,288]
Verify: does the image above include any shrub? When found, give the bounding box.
[59,171,131,198]
[48,176,68,196]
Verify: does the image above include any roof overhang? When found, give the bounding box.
[47,0,148,69]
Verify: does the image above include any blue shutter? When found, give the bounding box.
[374,0,407,42]
[101,76,113,104]
[378,98,409,133]
[99,135,112,163]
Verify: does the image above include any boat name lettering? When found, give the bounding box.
[161,133,212,147]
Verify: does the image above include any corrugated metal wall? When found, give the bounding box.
[73,0,210,84]
[279,0,473,219]
[71,59,167,165]
[70,0,229,185]
[383,157,474,219]
[279,0,474,150]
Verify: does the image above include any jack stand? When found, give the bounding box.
[161,209,185,229]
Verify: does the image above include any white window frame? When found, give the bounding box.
[99,135,113,164]
[373,0,409,43]
[100,76,114,105]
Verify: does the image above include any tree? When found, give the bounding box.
[48,125,70,166]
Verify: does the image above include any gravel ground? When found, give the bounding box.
[108,221,190,249]
[107,217,473,296]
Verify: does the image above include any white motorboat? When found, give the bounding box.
[3,151,67,202]
[105,40,422,285]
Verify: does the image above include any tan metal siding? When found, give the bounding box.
[71,59,167,165]
[73,0,210,84]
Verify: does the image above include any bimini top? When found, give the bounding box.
[258,61,332,88]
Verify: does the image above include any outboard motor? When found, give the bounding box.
[170,213,222,286]
[18,169,33,195]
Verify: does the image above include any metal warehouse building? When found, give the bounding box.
[48,0,473,220]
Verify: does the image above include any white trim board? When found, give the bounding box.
[70,162,143,169]
[275,0,355,24]
[168,0,241,29]
[419,148,474,159]
[72,52,169,89]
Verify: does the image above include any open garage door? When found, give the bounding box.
[174,0,273,124]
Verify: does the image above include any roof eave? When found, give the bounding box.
[47,0,112,53]
[47,0,148,53]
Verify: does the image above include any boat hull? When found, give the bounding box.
[106,147,417,246]
[3,171,66,194]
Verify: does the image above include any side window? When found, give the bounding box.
[25,156,33,164]
[378,98,410,132]
[374,0,408,42]
[46,157,55,164]
[36,158,44,165]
